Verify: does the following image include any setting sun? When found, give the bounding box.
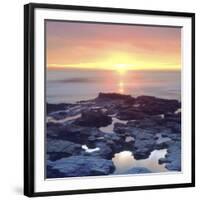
[115,64,128,74]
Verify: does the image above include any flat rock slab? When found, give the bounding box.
[158,141,181,171]
[50,156,115,177]
[125,167,152,174]
[47,139,82,161]
[75,109,112,128]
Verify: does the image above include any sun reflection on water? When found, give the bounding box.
[118,81,124,94]
[112,149,168,174]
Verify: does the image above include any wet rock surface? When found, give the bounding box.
[74,109,112,127]
[47,103,69,115]
[125,167,152,174]
[46,93,181,178]
[48,156,115,177]
[159,141,181,171]
[134,96,181,115]
[47,138,83,161]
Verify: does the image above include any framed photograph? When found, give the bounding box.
[24,3,195,197]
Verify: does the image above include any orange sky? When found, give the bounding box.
[46,21,181,71]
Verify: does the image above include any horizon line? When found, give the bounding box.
[47,66,181,71]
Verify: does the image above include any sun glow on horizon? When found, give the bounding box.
[47,63,180,71]
[47,52,180,71]
[115,64,129,74]
[46,21,181,71]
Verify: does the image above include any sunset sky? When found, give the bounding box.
[46,20,181,71]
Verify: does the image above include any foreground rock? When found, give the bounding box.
[49,156,115,177]
[83,142,114,159]
[47,165,66,178]
[114,113,181,161]
[47,122,106,144]
[117,109,148,120]
[47,138,82,161]
[46,93,182,176]
[125,167,152,174]
[133,131,157,159]
[47,103,69,115]
[159,141,181,171]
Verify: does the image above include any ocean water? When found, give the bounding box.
[46,69,181,104]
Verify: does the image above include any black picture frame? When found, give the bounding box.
[24,3,195,197]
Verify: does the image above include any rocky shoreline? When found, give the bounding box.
[46,93,181,178]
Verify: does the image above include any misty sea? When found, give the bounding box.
[46,68,181,104]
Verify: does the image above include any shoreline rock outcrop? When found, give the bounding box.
[46,93,181,178]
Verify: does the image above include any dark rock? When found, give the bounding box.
[104,133,122,142]
[125,167,152,174]
[165,113,181,123]
[159,141,181,171]
[127,116,180,135]
[46,165,66,178]
[47,122,105,144]
[75,109,112,128]
[84,142,114,159]
[49,111,68,120]
[135,96,181,115]
[136,95,158,103]
[169,134,181,141]
[104,133,125,152]
[113,122,129,134]
[51,156,115,177]
[127,118,159,128]
[47,122,63,138]
[158,158,171,164]
[165,121,181,132]
[154,133,172,150]
[166,161,181,171]
[117,109,148,120]
[46,93,182,174]
[86,133,124,158]
[47,103,69,115]
[130,127,156,137]
[155,140,171,150]
[132,132,157,159]
[97,92,133,101]
[133,148,151,160]
[47,139,82,161]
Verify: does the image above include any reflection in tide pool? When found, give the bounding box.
[47,114,81,123]
[112,149,168,174]
[82,145,100,153]
[99,117,127,133]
